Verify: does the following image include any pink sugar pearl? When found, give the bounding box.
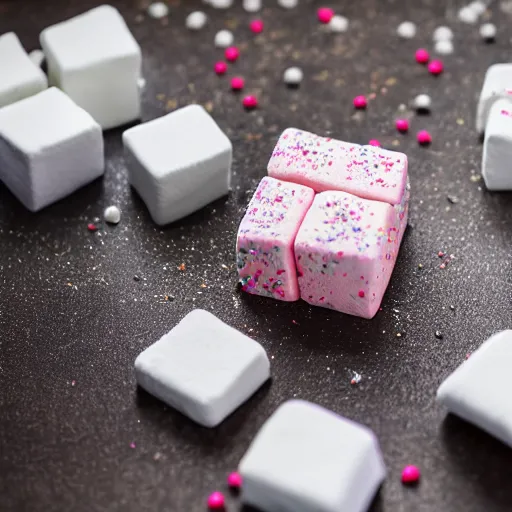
[401,465,421,484]
[353,95,367,109]
[415,48,430,64]
[207,491,225,509]
[368,139,381,147]
[231,77,245,90]
[225,46,240,62]
[395,119,409,133]
[243,95,258,109]
[227,471,243,489]
[417,130,432,145]
[428,60,443,75]
[214,61,227,75]
[317,7,334,23]
[250,19,264,33]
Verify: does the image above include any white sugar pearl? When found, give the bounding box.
[458,6,478,24]
[243,0,262,12]
[214,30,234,48]
[210,0,234,8]
[104,206,121,224]
[186,11,207,30]
[434,39,454,55]
[329,15,349,33]
[283,67,303,85]
[413,94,432,110]
[147,2,169,19]
[433,26,453,41]
[480,22,497,40]
[469,0,487,16]
[28,49,45,67]
[396,21,416,39]
[278,0,299,9]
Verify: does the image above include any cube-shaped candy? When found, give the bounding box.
[482,99,512,190]
[239,400,386,512]
[123,105,232,225]
[236,177,315,301]
[0,32,47,108]
[268,128,408,205]
[476,64,512,134]
[40,5,141,130]
[294,186,409,318]
[437,330,512,447]
[134,309,270,428]
[0,87,104,212]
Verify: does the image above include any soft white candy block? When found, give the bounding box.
[40,5,141,130]
[123,105,232,225]
[0,87,104,211]
[0,32,47,108]
[482,99,512,190]
[134,309,270,427]
[476,64,512,134]
[437,330,512,447]
[239,400,386,512]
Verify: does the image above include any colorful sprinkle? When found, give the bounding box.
[249,19,264,33]
[358,290,365,298]
[231,77,245,90]
[428,60,443,75]
[207,491,225,509]
[368,139,381,147]
[395,119,409,133]
[243,95,258,109]
[401,465,421,484]
[415,48,430,64]
[87,223,97,232]
[317,7,334,23]
[225,46,240,62]
[214,61,228,75]
[353,95,367,109]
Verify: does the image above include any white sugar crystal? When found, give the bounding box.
[432,25,453,41]
[0,32,47,108]
[481,99,512,190]
[329,15,349,33]
[458,6,479,23]
[243,0,262,12]
[413,93,432,110]
[476,63,512,133]
[104,205,121,224]
[186,11,208,30]
[135,309,270,427]
[123,104,232,225]
[480,22,497,40]
[40,5,141,130]
[28,49,45,68]
[147,2,169,18]
[437,331,512,446]
[396,21,416,39]
[0,88,103,211]
[469,0,487,16]
[283,66,303,85]
[240,400,386,512]
[214,30,234,48]
[210,0,234,8]
[137,77,146,89]
[434,39,454,55]
[278,0,298,9]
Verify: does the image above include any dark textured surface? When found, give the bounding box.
[1,0,512,511]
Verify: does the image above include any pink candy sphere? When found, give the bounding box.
[415,48,430,64]
[317,7,334,23]
[401,465,421,484]
[250,19,264,33]
[243,95,258,109]
[214,61,227,75]
[395,119,409,133]
[353,95,367,109]
[231,77,245,91]
[225,46,240,62]
[227,471,243,489]
[207,491,225,509]
[417,130,432,145]
[368,139,381,147]
[428,60,444,75]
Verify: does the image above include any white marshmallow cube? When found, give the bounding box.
[476,63,512,134]
[0,87,104,211]
[239,400,386,512]
[482,99,512,190]
[134,309,270,428]
[0,32,47,108]
[123,104,232,225]
[40,5,141,130]
[437,330,512,447]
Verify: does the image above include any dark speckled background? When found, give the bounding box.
[1,0,512,511]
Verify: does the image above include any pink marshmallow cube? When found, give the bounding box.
[237,176,315,301]
[294,186,409,318]
[267,128,408,206]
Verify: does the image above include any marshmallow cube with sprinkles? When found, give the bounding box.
[40,5,141,130]
[437,330,512,447]
[135,310,270,428]
[481,99,512,191]
[239,400,386,512]
[236,177,315,301]
[123,105,232,225]
[476,63,512,134]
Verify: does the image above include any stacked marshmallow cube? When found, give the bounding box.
[236,128,409,318]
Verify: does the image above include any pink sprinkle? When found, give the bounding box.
[214,61,227,75]
[250,19,264,33]
[353,95,367,109]
[207,492,225,509]
[231,76,245,91]
[395,119,409,133]
[243,95,258,109]
[368,139,381,147]
[87,223,97,232]
[428,60,443,75]
[401,465,421,484]
[130,442,136,449]
[415,48,430,64]
[317,7,334,23]
[71,380,76,386]
[417,130,432,145]
[225,46,240,62]
[358,290,365,298]
[227,471,243,489]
